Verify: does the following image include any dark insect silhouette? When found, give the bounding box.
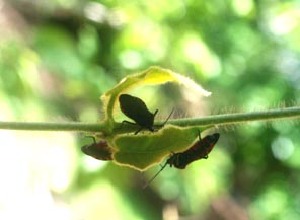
[166,132,220,169]
[119,94,172,134]
[145,132,220,188]
[81,137,113,161]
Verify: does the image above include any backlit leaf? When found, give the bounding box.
[101,66,211,123]
[112,125,201,170]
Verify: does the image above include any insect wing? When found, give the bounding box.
[166,153,188,169]
[119,94,154,127]
[81,140,113,160]
[146,133,220,187]
[198,133,220,157]
[167,133,220,168]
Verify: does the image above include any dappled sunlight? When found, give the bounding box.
[71,181,143,220]
[180,33,221,77]
[0,131,76,219]
[231,0,254,16]
[82,155,109,172]
[271,136,294,161]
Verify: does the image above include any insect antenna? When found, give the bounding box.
[160,108,174,128]
[143,161,168,189]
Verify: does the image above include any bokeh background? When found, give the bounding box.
[1,0,300,219]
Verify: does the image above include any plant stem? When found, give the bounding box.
[0,106,299,132]
[170,106,300,127]
[0,121,103,132]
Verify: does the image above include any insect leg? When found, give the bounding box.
[198,130,202,141]
[85,135,96,143]
[121,120,145,135]
[134,127,143,135]
[122,120,137,126]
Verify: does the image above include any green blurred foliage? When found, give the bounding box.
[1,0,300,219]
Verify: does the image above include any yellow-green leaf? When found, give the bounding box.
[100,66,211,123]
[112,125,201,170]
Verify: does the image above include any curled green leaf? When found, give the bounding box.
[112,125,201,170]
[101,66,211,123]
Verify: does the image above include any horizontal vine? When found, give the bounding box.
[0,106,299,133]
